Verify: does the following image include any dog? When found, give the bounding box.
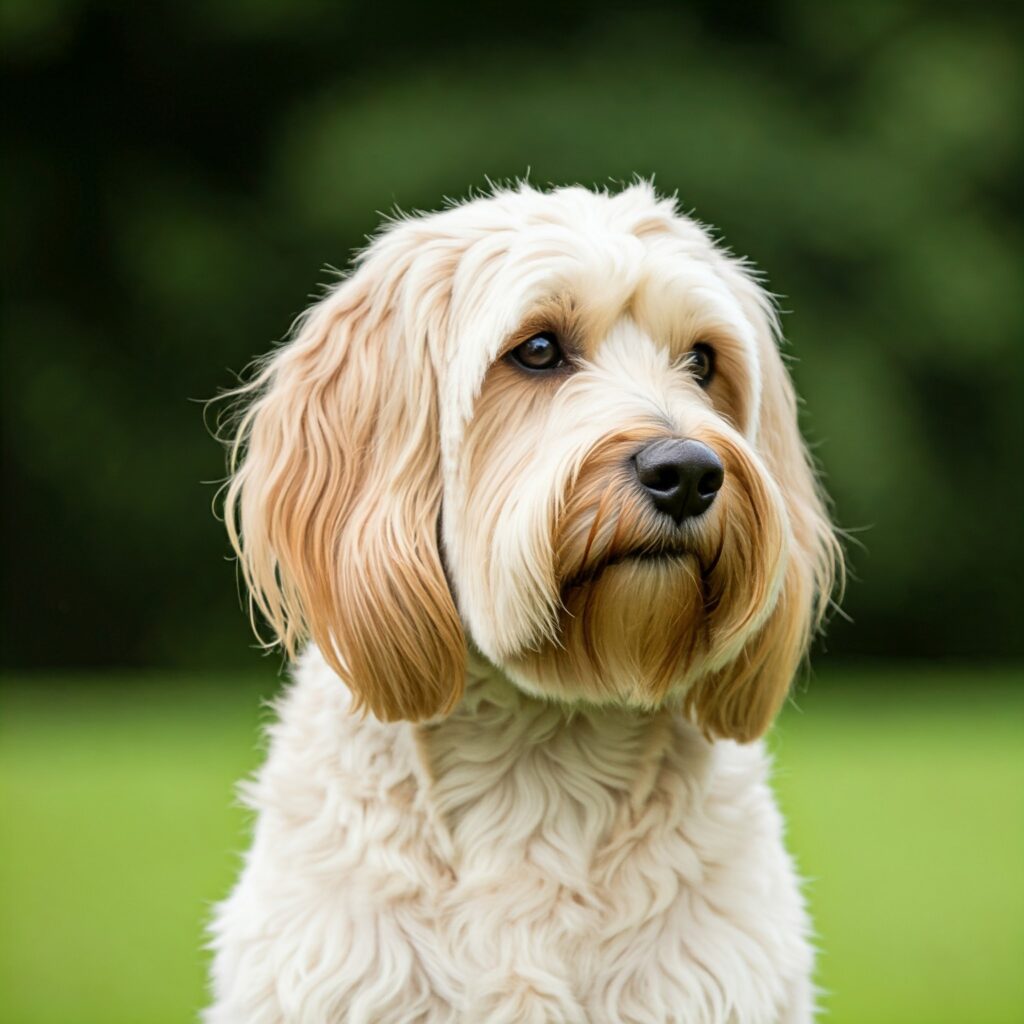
[207,182,841,1024]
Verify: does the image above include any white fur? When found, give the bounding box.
[207,650,814,1023]
[209,183,835,1023]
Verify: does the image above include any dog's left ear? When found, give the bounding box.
[222,224,467,721]
[689,266,843,742]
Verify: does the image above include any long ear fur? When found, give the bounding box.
[222,228,466,721]
[687,265,843,742]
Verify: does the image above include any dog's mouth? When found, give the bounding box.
[562,526,727,594]
[563,544,693,592]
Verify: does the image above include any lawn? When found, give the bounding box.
[1,666,1022,1024]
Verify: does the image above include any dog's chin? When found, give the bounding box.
[503,550,714,708]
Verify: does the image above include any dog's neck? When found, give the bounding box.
[412,660,712,880]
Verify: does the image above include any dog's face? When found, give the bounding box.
[225,184,839,741]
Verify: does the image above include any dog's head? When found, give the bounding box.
[223,183,841,741]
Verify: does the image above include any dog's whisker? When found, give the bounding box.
[578,476,617,572]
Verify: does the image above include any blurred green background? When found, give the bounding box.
[2,2,1022,1022]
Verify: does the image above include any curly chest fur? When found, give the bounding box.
[207,654,814,1024]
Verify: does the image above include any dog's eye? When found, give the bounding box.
[509,333,565,372]
[689,343,716,387]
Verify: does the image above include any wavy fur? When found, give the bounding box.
[209,182,841,1023]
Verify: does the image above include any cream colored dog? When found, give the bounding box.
[208,182,841,1024]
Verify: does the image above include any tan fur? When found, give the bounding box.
[222,183,841,739]
[223,240,467,721]
[209,184,843,1024]
[683,268,843,741]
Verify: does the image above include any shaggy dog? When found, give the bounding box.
[207,182,841,1024]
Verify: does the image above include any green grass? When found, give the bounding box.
[2,666,1022,1024]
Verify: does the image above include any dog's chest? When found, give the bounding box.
[406,690,809,1021]
[214,668,812,1023]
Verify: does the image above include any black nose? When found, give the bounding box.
[633,439,725,523]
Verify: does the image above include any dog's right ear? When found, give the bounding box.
[222,228,467,721]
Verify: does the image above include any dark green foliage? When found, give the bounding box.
[3,1,1022,669]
